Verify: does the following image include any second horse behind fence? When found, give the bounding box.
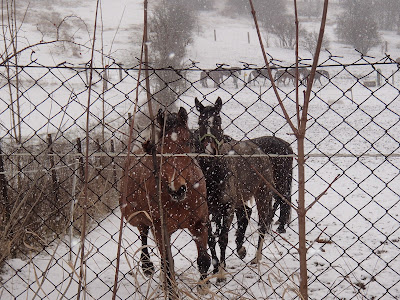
[193,97,293,281]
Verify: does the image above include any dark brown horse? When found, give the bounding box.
[302,69,330,85]
[194,97,276,281]
[274,69,296,86]
[120,107,210,291]
[199,70,223,88]
[247,69,272,86]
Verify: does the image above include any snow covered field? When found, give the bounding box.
[1,0,400,299]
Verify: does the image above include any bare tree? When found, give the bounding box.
[251,0,299,49]
[249,0,334,299]
[336,0,380,54]
[271,17,298,49]
[372,0,400,32]
[148,0,196,111]
[302,29,330,57]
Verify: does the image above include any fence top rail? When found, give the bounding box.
[1,152,400,159]
[1,56,399,72]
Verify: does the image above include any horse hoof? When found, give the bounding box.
[142,262,155,277]
[216,277,226,284]
[277,226,286,234]
[250,257,259,265]
[197,280,210,294]
[212,258,219,269]
[237,246,247,259]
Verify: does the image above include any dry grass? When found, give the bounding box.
[0,138,121,271]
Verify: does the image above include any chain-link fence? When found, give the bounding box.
[0,54,399,299]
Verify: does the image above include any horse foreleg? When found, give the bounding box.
[277,194,291,233]
[251,190,273,265]
[235,205,252,259]
[207,219,219,274]
[189,220,211,289]
[276,170,293,233]
[138,225,154,277]
[217,209,234,283]
[251,230,265,265]
[153,229,177,300]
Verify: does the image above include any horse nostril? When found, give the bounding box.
[175,185,187,198]
[178,185,187,195]
[168,184,187,201]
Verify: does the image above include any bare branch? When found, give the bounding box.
[78,1,101,299]
[306,174,341,212]
[249,164,298,213]
[301,0,329,134]
[272,228,299,251]
[248,0,298,136]
[307,226,328,252]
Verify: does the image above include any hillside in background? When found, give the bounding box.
[7,0,400,68]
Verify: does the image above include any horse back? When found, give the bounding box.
[220,140,274,204]
[250,136,293,189]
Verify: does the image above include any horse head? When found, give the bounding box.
[157,107,192,202]
[195,97,224,155]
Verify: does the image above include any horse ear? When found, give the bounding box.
[157,108,164,126]
[215,97,222,112]
[178,107,188,124]
[195,97,204,112]
[142,140,155,154]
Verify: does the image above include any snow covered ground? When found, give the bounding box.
[1,0,400,299]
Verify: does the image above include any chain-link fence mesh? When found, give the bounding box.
[0,54,399,299]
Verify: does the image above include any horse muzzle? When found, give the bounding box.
[168,184,187,202]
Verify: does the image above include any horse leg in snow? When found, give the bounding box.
[233,76,238,88]
[153,229,177,299]
[207,217,219,274]
[216,204,234,283]
[139,225,155,276]
[274,159,293,233]
[189,221,211,288]
[276,183,292,233]
[251,187,273,265]
[235,204,252,259]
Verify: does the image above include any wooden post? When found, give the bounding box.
[392,70,395,85]
[128,113,132,126]
[69,160,78,262]
[47,134,60,206]
[248,32,250,44]
[214,29,216,41]
[103,67,108,90]
[0,140,10,220]
[85,63,90,86]
[119,64,123,81]
[377,68,382,86]
[110,139,117,184]
[76,138,85,182]
[95,138,103,176]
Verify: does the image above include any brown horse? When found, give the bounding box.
[120,107,210,292]
[274,69,296,86]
